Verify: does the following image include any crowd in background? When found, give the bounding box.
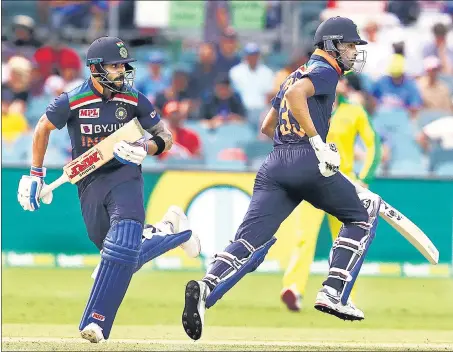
[2,0,453,177]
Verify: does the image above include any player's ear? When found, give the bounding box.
[90,64,96,73]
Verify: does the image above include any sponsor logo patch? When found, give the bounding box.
[80,124,93,135]
[67,149,102,180]
[150,110,157,118]
[94,123,124,134]
[115,107,127,120]
[91,312,105,322]
[79,108,100,119]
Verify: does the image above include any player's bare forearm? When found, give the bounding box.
[285,78,318,137]
[32,114,56,168]
[261,108,278,139]
[145,120,173,155]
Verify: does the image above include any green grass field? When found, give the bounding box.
[2,268,453,351]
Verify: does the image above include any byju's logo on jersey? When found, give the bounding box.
[80,124,93,135]
[79,108,100,119]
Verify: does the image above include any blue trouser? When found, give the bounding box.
[204,144,371,307]
[80,175,145,250]
[78,168,192,338]
[235,144,368,246]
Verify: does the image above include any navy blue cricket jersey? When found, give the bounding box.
[271,49,342,146]
[46,78,161,195]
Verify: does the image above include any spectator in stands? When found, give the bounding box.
[386,0,420,26]
[204,0,231,44]
[371,54,422,119]
[33,33,82,91]
[272,49,308,95]
[136,51,171,104]
[2,15,42,62]
[423,23,453,74]
[44,75,65,98]
[229,42,274,129]
[45,0,108,40]
[159,101,202,160]
[199,75,246,129]
[2,89,30,143]
[154,70,192,119]
[417,116,453,152]
[417,56,453,112]
[2,56,33,115]
[189,43,218,103]
[216,28,241,74]
[361,19,393,81]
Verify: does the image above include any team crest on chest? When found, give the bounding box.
[115,106,127,120]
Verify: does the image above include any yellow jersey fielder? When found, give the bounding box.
[281,75,382,311]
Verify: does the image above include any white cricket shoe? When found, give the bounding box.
[80,322,105,343]
[145,205,201,258]
[314,286,364,321]
[182,280,210,340]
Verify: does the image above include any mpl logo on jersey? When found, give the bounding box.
[79,108,100,119]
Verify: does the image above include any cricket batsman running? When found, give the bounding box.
[181,16,382,341]
[17,37,200,343]
[281,75,382,311]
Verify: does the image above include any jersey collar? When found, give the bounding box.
[311,49,342,75]
[89,76,104,98]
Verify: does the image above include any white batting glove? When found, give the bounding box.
[17,167,53,211]
[309,135,341,177]
[113,139,148,166]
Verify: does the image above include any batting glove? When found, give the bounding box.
[309,135,341,177]
[113,139,148,166]
[17,166,53,212]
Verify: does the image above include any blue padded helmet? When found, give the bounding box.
[313,17,367,73]
[86,36,136,92]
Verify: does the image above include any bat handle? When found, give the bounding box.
[40,173,70,198]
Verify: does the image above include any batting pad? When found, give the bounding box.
[205,237,276,308]
[135,229,192,272]
[79,219,142,339]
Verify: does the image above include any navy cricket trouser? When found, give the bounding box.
[235,144,368,248]
[80,176,145,250]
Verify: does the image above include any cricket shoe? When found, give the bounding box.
[80,322,105,343]
[182,280,210,341]
[145,205,201,258]
[314,286,364,321]
[280,285,302,312]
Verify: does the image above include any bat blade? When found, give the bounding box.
[63,117,144,184]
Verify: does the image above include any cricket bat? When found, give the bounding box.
[342,172,439,265]
[40,118,145,197]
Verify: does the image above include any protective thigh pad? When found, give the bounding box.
[135,226,192,272]
[79,219,142,339]
[328,192,381,305]
[205,237,276,308]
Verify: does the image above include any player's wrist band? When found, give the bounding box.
[150,136,166,155]
[30,166,46,178]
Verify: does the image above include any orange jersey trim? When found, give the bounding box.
[310,49,342,75]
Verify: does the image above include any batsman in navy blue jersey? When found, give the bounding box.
[17,36,200,343]
[181,17,383,341]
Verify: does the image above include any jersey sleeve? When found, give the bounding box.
[407,80,423,109]
[45,93,71,130]
[356,108,382,184]
[136,90,161,129]
[303,66,338,96]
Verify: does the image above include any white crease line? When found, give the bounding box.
[2,337,453,349]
